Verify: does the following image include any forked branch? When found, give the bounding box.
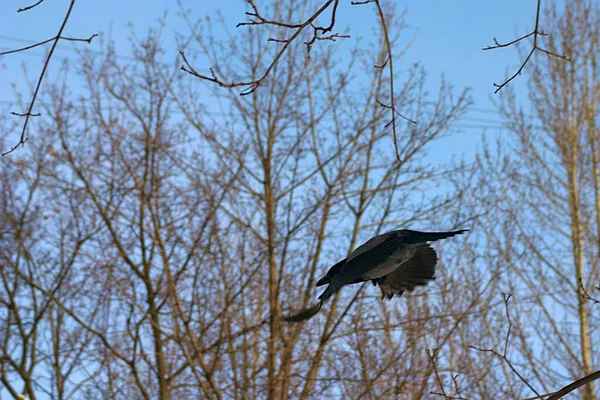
[484,0,570,93]
[352,0,416,162]
[579,278,600,304]
[1,0,98,156]
[180,0,347,95]
[469,292,542,398]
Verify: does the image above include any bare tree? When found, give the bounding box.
[0,1,477,398]
[5,0,599,398]
[462,1,600,398]
[482,0,570,93]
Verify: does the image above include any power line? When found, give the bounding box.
[0,99,509,129]
[1,34,526,130]
[0,98,505,120]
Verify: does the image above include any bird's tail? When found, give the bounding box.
[282,280,340,322]
[281,302,322,322]
[404,229,468,243]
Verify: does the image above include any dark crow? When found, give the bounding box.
[282,229,468,322]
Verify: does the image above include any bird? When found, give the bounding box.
[281,229,468,322]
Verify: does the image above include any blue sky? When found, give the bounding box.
[0,0,555,160]
[0,3,579,397]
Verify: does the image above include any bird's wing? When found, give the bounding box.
[346,232,396,262]
[397,229,468,244]
[333,232,414,283]
[377,243,438,299]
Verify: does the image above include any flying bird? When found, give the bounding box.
[282,229,468,322]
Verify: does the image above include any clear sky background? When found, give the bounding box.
[0,0,559,161]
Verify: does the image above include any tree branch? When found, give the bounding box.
[2,0,98,156]
[352,0,416,162]
[545,370,600,400]
[469,292,542,398]
[484,0,570,93]
[17,0,46,12]
[181,0,344,95]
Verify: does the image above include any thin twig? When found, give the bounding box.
[17,0,46,12]
[484,31,537,50]
[451,375,463,398]
[484,0,571,93]
[502,291,513,356]
[427,348,449,399]
[10,111,41,117]
[323,282,366,342]
[236,0,303,28]
[0,37,55,55]
[305,0,348,57]
[2,0,98,156]
[579,278,600,304]
[0,34,97,56]
[430,392,467,400]
[377,100,417,124]
[469,292,542,398]
[352,0,416,162]
[181,0,341,95]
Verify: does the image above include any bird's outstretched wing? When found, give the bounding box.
[376,243,438,299]
[398,229,469,244]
